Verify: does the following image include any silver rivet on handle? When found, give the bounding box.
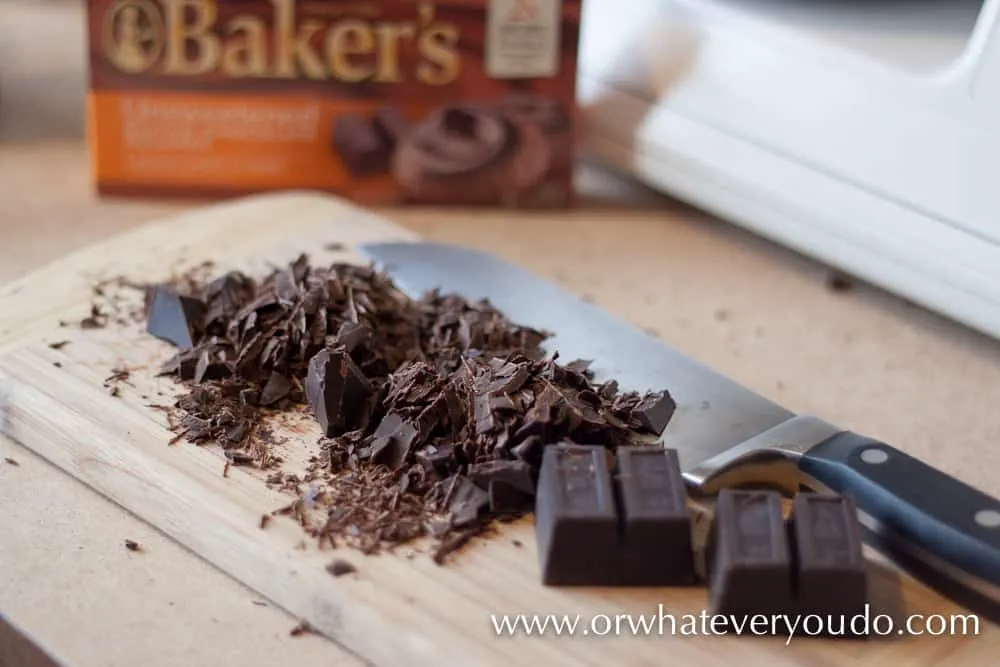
[860,448,889,465]
[975,509,1000,528]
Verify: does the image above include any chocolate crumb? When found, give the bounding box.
[80,304,108,329]
[512,539,522,548]
[53,362,63,368]
[252,600,268,607]
[48,340,70,350]
[124,539,142,552]
[325,558,357,577]
[323,242,346,252]
[109,386,121,398]
[289,620,315,637]
[4,457,19,466]
[223,461,231,478]
[826,272,853,293]
[259,514,272,530]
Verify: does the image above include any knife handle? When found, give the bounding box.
[800,431,1000,597]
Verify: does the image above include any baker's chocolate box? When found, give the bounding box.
[85,0,582,207]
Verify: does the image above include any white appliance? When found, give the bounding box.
[577,0,1000,339]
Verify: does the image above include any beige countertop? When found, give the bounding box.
[4,2,1000,666]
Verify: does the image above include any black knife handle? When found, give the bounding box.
[799,432,1000,592]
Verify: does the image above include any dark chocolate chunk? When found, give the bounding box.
[366,412,419,469]
[305,348,371,437]
[789,493,867,627]
[145,286,206,349]
[371,107,409,148]
[708,489,793,620]
[333,321,371,352]
[124,539,142,552]
[630,391,676,435]
[535,444,618,585]
[614,447,695,585]
[468,460,535,495]
[332,114,392,176]
[448,476,490,528]
[193,349,230,384]
[259,372,292,406]
[469,460,536,514]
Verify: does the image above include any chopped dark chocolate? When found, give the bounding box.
[124,539,142,552]
[789,493,867,627]
[630,391,676,435]
[260,372,292,406]
[306,348,371,437]
[365,413,419,469]
[468,460,534,495]
[448,476,490,528]
[127,253,675,560]
[146,286,206,349]
[708,489,793,620]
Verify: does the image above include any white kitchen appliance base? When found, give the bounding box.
[578,0,1000,339]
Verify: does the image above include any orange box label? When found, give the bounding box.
[86,0,582,205]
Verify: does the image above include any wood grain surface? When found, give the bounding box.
[1,192,996,667]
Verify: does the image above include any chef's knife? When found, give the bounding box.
[358,241,1000,618]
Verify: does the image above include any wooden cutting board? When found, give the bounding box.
[0,192,991,667]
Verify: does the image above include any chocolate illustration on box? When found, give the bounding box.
[86,0,581,206]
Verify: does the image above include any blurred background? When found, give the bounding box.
[3,0,998,339]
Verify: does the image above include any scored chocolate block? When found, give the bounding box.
[789,493,867,626]
[614,447,695,585]
[332,114,392,176]
[535,444,618,585]
[535,444,696,586]
[708,489,793,618]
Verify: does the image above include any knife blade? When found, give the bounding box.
[358,240,1000,618]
